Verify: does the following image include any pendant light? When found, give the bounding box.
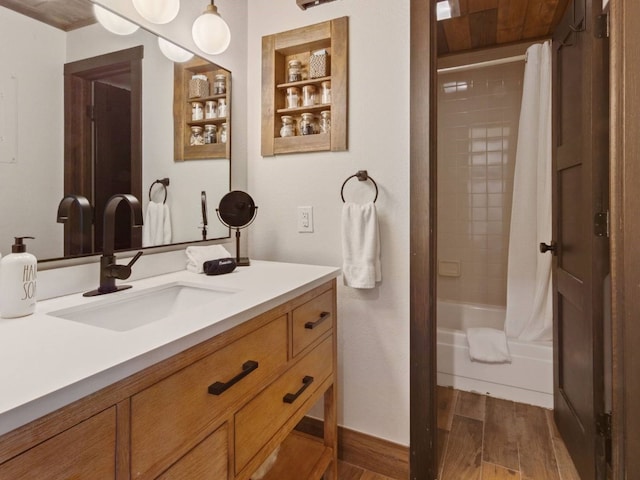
[192,1,231,55]
[93,5,139,35]
[158,38,194,63]
[132,0,180,25]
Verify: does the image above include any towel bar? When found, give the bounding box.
[340,170,378,203]
[148,178,170,204]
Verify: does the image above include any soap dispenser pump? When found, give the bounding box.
[0,237,37,319]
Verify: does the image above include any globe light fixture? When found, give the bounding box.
[158,38,194,63]
[93,4,139,35]
[132,0,180,25]
[192,1,231,55]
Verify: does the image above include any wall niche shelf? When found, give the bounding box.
[174,57,231,162]
[261,17,348,156]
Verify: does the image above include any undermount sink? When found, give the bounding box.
[49,282,237,332]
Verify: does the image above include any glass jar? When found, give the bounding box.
[286,87,301,109]
[217,98,227,118]
[280,115,295,137]
[300,113,316,136]
[213,74,226,95]
[191,101,204,121]
[205,100,217,119]
[204,124,217,144]
[288,59,302,82]
[190,126,204,146]
[220,122,228,144]
[302,85,317,107]
[321,80,332,104]
[319,110,331,134]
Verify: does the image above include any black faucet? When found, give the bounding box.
[84,194,144,297]
[57,194,93,255]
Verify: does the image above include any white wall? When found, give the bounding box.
[66,24,230,242]
[247,0,411,445]
[0,8,66,259]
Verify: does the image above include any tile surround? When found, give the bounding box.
[437,62,525,306]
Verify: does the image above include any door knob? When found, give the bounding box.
[539,242,557,254]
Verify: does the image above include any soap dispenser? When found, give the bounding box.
[0,237,37,319]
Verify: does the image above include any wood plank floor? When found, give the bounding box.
[438,387,581,480]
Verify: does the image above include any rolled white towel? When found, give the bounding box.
[466,327,512,363]
[186,245,232,273]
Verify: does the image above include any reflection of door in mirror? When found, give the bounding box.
[63,47,143,256]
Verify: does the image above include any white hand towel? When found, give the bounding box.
[186,245,232,273]
[466,327,512,363]
[341,202,381,289]
[142,202,172,247]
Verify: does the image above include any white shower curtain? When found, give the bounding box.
[504,42,553,342]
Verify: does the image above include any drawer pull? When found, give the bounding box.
[305,311,331,330]
[283,376,314,404]
[208,360,259,396]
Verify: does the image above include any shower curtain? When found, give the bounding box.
[504,42,553,342]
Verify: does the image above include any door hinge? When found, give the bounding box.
[596,13,609,39]
[596,412,612,438]
[86,104,95,121]
[594,211,609,237]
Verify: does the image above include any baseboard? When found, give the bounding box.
[295,417,409,479]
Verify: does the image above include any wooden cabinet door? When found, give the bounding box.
[0,408,116,479]
[551,0,609,478]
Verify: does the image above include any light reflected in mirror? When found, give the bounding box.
[0,1,231,262]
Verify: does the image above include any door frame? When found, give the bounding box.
[609,0,640,477]
[409,0,438,478]
[410,0,640,477]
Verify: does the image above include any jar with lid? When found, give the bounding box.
[286,87,301,109]
[300,113,316,136]
[189,74,209,98]
[319,110,331,134]
[191,101,204,121]
[321,80,332,104]
[288,59,302,82]
[204,124,217,144]
[205,100,217,119]
[280,115,295,137]
[220,122,228,143]
[213,74,226,95]
[302,85,317,107]
[190,126,204,146]
[217,98,228,118]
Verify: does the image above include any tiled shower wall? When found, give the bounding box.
[437,61,525,306]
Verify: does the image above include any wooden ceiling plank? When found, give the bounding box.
[550,0,572,34]
[0,0,94,31]
[469,9,498,49]
[467,0,499,14]
[442,16,473,52]
[523,0,560,38]
[496,0,531,44]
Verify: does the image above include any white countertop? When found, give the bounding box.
[0,261,340,436]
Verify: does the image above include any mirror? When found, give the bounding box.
[0,0,231,262]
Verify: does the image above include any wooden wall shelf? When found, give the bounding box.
[173,57,231,162]
[261,17,348,156]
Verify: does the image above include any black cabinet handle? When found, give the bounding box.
[539,242,557,255]
[208,360,258,396]
[305,311,331,330]
[283,376,314,404]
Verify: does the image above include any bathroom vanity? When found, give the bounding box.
[0,261,339,480]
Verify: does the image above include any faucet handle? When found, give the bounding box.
[127,251,144,268]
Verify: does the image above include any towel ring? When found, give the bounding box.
[149,178,170,204]
[341,170,378,203]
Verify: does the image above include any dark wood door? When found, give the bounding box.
[552,0,609,479]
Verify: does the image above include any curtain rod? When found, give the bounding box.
[437,54,526,74]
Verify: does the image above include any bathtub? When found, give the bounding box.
[437,300,553,408]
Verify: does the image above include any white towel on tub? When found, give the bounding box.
[341,202,381,289]
[466,327,512,363]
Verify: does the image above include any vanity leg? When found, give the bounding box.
[324,383,338,479]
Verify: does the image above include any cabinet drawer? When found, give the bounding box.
[0,407,116,479]
[292,289,333,357]
[158,423,227,479]
[235,335,333,474]
[131,315,288,478]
